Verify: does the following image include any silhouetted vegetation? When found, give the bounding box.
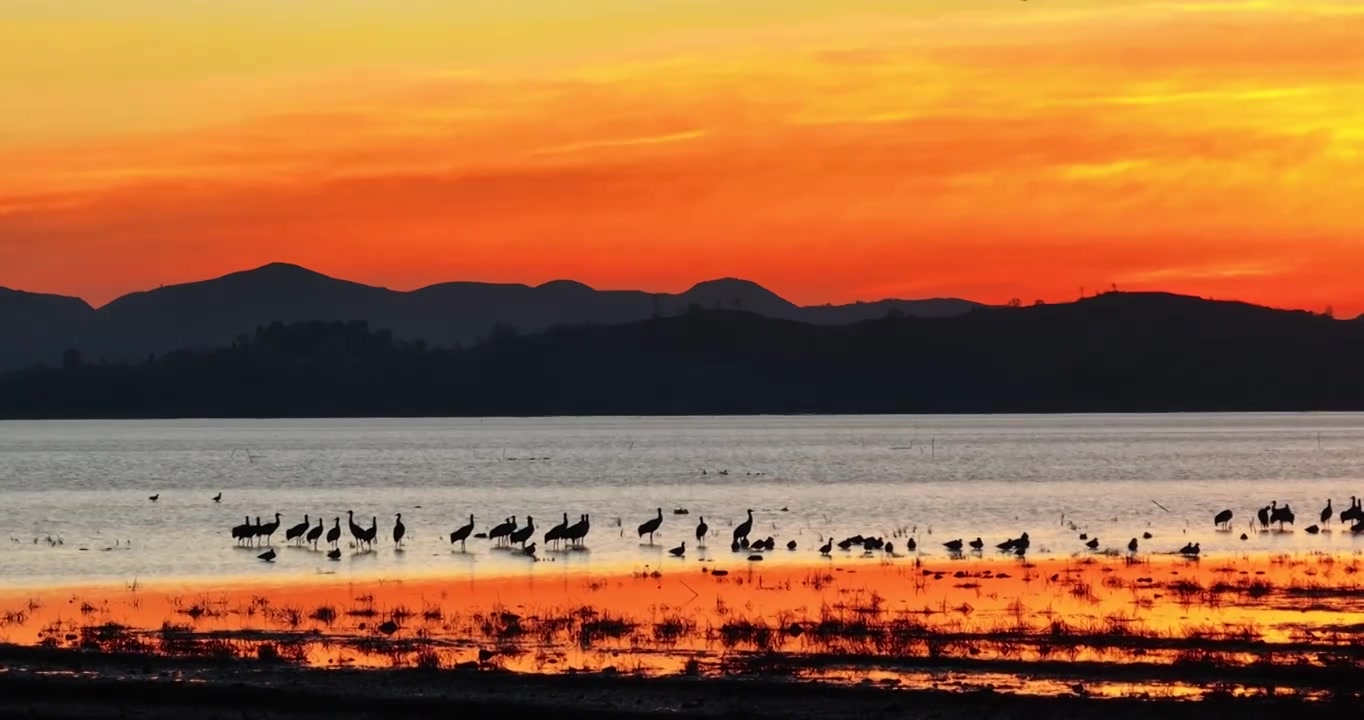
[2,291,1362,418]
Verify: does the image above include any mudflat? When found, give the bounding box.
[1,552,1361,717]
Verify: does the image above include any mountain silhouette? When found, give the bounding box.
[0,263,979,371]
[0,288,94,373]
[1,290,1359,418]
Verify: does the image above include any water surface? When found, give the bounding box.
[1,414,1361,587]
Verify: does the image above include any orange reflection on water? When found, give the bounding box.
[2,551,1362,695]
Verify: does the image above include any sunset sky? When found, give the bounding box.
[3,0,1362,312]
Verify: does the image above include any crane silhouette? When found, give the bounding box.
[695,517,709,546]
[637,509,663,545]
[393,513,406,549]
[544,513,569,549]
[450,514,475,550]
[285,515,310,546]
[733,510,754,543]
[326,518,341,549]
[258,513,282,545]
[306,518,324,550]
[510,516,535,548]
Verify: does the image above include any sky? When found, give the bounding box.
[2,0,1363,312]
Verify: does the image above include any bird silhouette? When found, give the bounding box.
[786,540,797,551]
[637,508,663,545]
[306,518,324,550]
[231,516,252,546]
[696,517,709,546]
[944,539,964,552]
[212,493,222,503]
[1128,538,1138,552]
[326,548,341,560]
[733,509,754,542]
[1214,509,1233,530]
[968,538,984,551]
[326,518,341,549]
[510,516,535,548]
[544,513,569,549]
[148,494,159,502]
[669,541,686,557]
[1085,537,1100,550]
[257,548,276,562]
[258,513,282,545]
[450,514,476,550]
[564,514,590,547]
[1321,500,1333,528]
[489,517,516,546]
[347,511,366,548]
[285,515,310,546]
[393,513,406,549]
[819,539,832,556]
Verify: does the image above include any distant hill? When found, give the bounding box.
[0,288,94,372]
[2,291,1359,419]
[0,263,981,371]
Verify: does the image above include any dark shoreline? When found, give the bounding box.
[0,644,1352,720]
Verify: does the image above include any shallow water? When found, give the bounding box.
[2,413,1363,587]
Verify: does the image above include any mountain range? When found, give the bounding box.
[4,290,1362,418]
[0,263,980,372]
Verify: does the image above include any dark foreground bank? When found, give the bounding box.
[0,644,1352,720]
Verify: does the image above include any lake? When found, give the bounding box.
[1,414,1362,588]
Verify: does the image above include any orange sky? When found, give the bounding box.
[2,0,1362,312]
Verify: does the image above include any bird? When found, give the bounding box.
[285,515,310,546]
[523,542,537,558]
[944,539,963,552]
[696,517,709,546]
[258,513,282,545]
[326,548,341,560]
[363,516,378,549]
[1271,503,1295,531]
[1085,537,1100,550]
[489,517,516,546]
[1128,538,1138,552]
[733,509,754,543]
[564,514,591,547]
[510,516,535,548]
[787,540,797,551]
[968,538,984,551]
[393,513,406,549]
[544,513,569,548]
[1321,500,1334,528]
[819,539,832,556]
[257,548,276,562]
[905,538,917,552]
[884,542,894,555]
[637,508,663,545]
[1142,532,1153,540]
[306,518,324,549]
[347,511,366,548]
[326,518,341,549]
[1305,524,1321,535]
[1213,509,1233,530]
[1257,504,1273,531]
[231,516,253,546]
[450,514,475,550]
[669,541,686,557]
[148,494,159,502]
[212,493,222,503]
[1179,542,1201,556]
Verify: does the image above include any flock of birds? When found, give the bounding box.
[198,494,1364,565]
